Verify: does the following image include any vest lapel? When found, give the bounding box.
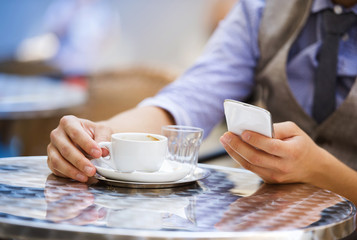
[255,0,315,134]
[256,0,314,72]
[254,0,357,168]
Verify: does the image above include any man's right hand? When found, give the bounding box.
[47,115,113,182]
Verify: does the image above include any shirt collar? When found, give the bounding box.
[311,0,357,15]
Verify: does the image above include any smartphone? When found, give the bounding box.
[224,99,274,138]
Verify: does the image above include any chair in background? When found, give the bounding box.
[81,66,176,121]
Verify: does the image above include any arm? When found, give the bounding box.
[47,106,174,182]
[312,149,357,206]
[105,106,175,134]
[48,0,264,182]
[220,121,357,206]
[138,0,263,135]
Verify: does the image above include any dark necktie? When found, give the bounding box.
[312,9,357,123]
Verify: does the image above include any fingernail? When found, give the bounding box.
[76,173,87,182]
[91,148,101,157]
[242,132,251,141]
[84,166,95,176]
[221,133,232,144]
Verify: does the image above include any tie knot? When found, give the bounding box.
[323,9,357,35]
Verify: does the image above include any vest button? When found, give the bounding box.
[333,5,343,15]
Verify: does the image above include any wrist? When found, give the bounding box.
[307,147,335,186]
[308,147,357,204]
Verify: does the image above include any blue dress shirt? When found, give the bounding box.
[140,0,357,137]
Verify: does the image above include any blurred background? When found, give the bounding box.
[0,0,237,162]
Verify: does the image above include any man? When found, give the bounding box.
[47,0,357,207]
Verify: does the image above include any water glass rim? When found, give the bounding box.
[162,125,203,133]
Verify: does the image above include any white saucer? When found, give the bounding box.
[92,159,191,183]
[94,166,210,189]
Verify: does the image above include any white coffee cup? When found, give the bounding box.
[97,133,167,172]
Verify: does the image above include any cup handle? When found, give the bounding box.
[97,142,115,169]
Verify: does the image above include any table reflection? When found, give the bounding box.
[216,183,344,231]
[44,174,199,230]
[45,175,105,225]
[0,156,355,240]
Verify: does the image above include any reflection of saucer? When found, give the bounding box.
[95,166,210,189]
[93,159,193,183]
[95,195,190,212]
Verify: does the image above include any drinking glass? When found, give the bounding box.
[161,125,204,177]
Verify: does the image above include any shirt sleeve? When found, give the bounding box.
[139,0,264,137]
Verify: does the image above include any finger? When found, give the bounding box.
[50,130,96,177]
[66,205,101,225]
[49,166,67,179]
[60,116,102,158]
[220,137,278,182]
[91,123,112,157]
[221,132,282,170]
[47,143,90,182]
[92,122,112,143]
[241,130,286,157]
[47,147,68,178]
[273,121,300,140]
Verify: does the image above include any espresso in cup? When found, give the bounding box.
[97,133,167,172]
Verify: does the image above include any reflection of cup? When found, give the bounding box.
[94,184,203,230]
[97,133,167,172]
[106,209,163,229]
[161,125,203,176]
[99,196,195,230]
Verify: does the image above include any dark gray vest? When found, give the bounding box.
[254,0,357,169]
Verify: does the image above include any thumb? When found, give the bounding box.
[273,121,300,140]
[93,124,113,157]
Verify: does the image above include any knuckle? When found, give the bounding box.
[268,141,280,153]
[60,145,71,158]
[50,129,59,142]
[286,121,298,131]
[47,143,52,155]
[49,156,60,171]
[60,115,75,127]
[68,128,80,141]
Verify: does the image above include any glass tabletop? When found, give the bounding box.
[0,156,355,240]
